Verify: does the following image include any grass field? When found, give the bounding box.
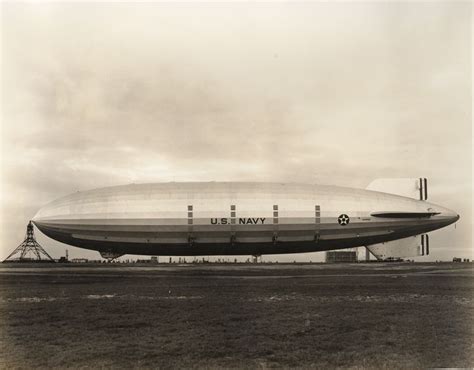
[0,263,472,368]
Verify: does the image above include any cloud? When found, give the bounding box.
[1,2,471,261]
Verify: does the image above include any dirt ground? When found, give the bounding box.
[0,262,472,368]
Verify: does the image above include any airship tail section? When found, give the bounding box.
[366,234,430,261]
[367,178,428,200]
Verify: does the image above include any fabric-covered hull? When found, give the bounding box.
[32,182,458,257]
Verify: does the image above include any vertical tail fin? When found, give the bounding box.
[367,178,428,200]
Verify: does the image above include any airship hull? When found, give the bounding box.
[32,182,458,257]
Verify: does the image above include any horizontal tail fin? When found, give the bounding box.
[370,211,439,218]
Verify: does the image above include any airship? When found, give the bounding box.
[32,178,459,260]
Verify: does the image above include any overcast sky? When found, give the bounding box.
[1,2,471,262]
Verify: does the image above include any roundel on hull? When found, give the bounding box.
[338,214,350,226]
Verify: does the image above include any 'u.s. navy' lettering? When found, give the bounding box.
[210,218,266,225]
[211,218,229,225]
[239,218,265,224]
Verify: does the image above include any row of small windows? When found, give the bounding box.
[188,205,280,211]
[187,205,320,219]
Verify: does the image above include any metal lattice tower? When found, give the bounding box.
[3,221,55,263]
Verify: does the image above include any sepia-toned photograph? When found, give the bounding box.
[1,1,472,368]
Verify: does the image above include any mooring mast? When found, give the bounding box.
[2,221,55,263]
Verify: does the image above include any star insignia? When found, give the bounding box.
[338,214,350,226]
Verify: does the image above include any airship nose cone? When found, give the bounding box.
[31,206,47,225]
[32,210,41,222]
[31,197,66,232]
[31,209,47,233]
